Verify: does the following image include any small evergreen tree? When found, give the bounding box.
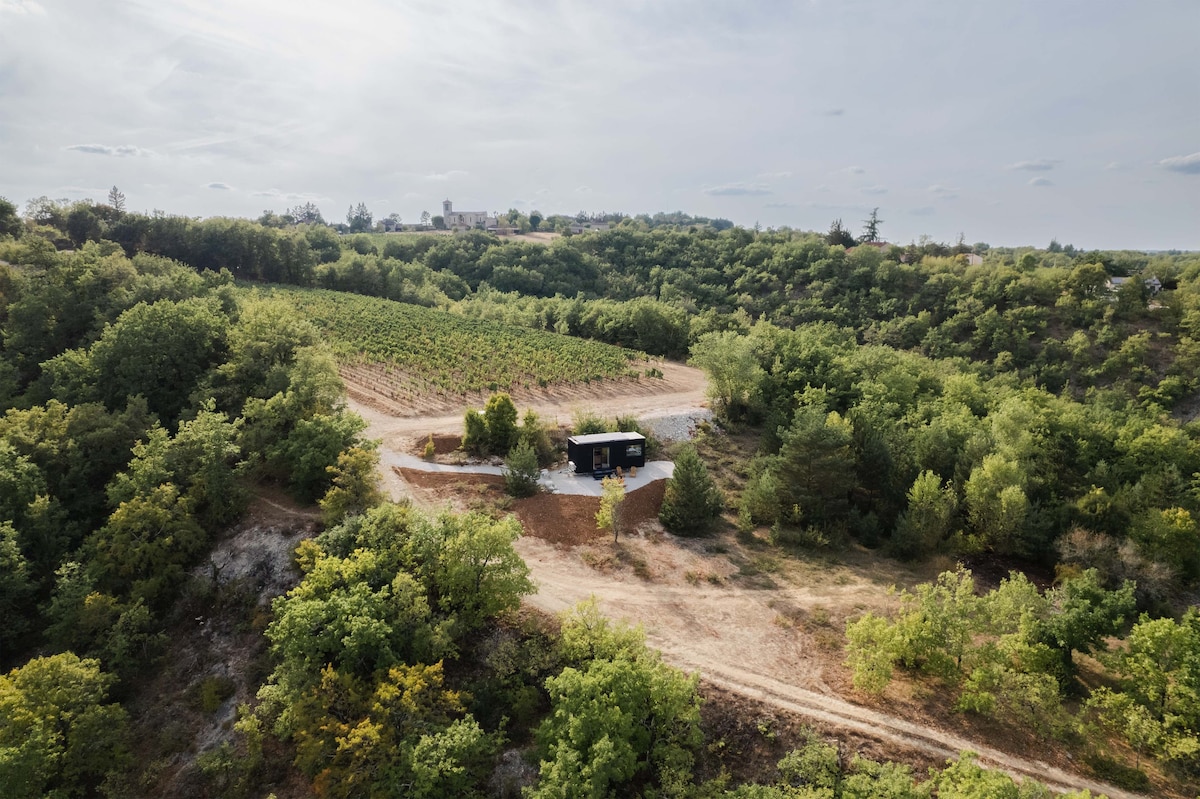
[463,409,487,455]
[519,409,555,466]
[503,440,541,498]
[484,393,519,455]
[659,445,723,536]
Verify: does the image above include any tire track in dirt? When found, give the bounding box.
[345,365,1144,799]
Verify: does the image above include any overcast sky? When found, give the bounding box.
[2,0,1198,249]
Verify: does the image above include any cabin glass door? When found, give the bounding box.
[592,447,609,470]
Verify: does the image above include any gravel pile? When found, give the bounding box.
[638,407,715,442]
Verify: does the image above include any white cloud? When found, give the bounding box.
[65,143,153,157]
[910,206,935,216]
[822,108,845,117]
[207,182,233,190]
[757,170,793,180]
[1029,177,1053,187]
[843,165,866,175]
[1159,152,1200,175]
[1006,158,1061,171]
[423,170,469,181]
[0,0,45,15]
[251,188,324,201]
[861,185,888,195]
[704,183,772,196]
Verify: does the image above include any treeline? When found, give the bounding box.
[11,194,1200,407]
[692,320,1200,594]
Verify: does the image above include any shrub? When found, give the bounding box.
[572,409,608,436]
[484,393,519,455]
[463,408,487,455]
[503,441,541,498]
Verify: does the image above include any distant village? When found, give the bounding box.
[381,200,613,236]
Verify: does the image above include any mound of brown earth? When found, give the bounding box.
[395,467,667,547]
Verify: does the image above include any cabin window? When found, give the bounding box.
[625,444,643,457]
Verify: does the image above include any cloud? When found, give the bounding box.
[65,143,153,157]
[764,202,797,208]
[251,188,324,201]
[1105,161,1125,170]
[57,185,109,196]
[843,165,866,175]
[1028,177,1053,187]
[422,170,469,181]
[928,184,959,200]
[1158,152,1200,175]
[1006,158,1061,171]
[909,206,936,216]
[703,183,771,196]
[861,185,888,195]
[0,0,46,15]
[207,182,233,190]
[757,171,793,180]
[574,185,592,194]
[822,108,845,117]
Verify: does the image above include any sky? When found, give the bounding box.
[1,0,1198,250]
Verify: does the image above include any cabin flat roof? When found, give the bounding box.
[568,432,646,445]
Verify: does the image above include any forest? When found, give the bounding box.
[3,192,1200,796]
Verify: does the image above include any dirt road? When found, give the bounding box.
[344,362,1143,799]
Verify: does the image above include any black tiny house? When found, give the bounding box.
[567,432,647,475]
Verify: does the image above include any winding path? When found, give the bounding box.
[344,365,1145,799]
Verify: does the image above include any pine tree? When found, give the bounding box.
[659,445,723,536]
[503,440,540,498]
[861,207,883,242]
[106,185,126,215]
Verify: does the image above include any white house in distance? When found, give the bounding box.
[442,200,497,232]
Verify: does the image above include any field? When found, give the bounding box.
[256,286,654,397]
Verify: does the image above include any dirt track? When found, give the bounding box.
[343,363,1144,799]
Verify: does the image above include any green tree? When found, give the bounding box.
[775,406,856,527]
[412,511,534,635]
[65,204,101,248]
[1040,568,1135,672]
[462,408,487,455]
[0,196,23,238]
[963,454,1028,554]
[531,650,702,798]
[0,522,34,649]
[777,729,841,795]
[596,476,626,542]
[46,297,228,422]
[0,653,131,799]
[318,445,384,526]
[519,409,555,466]
[659,444,723,536]
[690,330,764,421]
[347,202,373,233]
[861,207,883,243]
[890,470,957,559]
[826,218,856,247]
[86,482,207,606]
[483,392,519,455]
[503,439,541,497]
[106,186,126,216]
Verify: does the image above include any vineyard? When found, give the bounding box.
[257,286,654,397]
